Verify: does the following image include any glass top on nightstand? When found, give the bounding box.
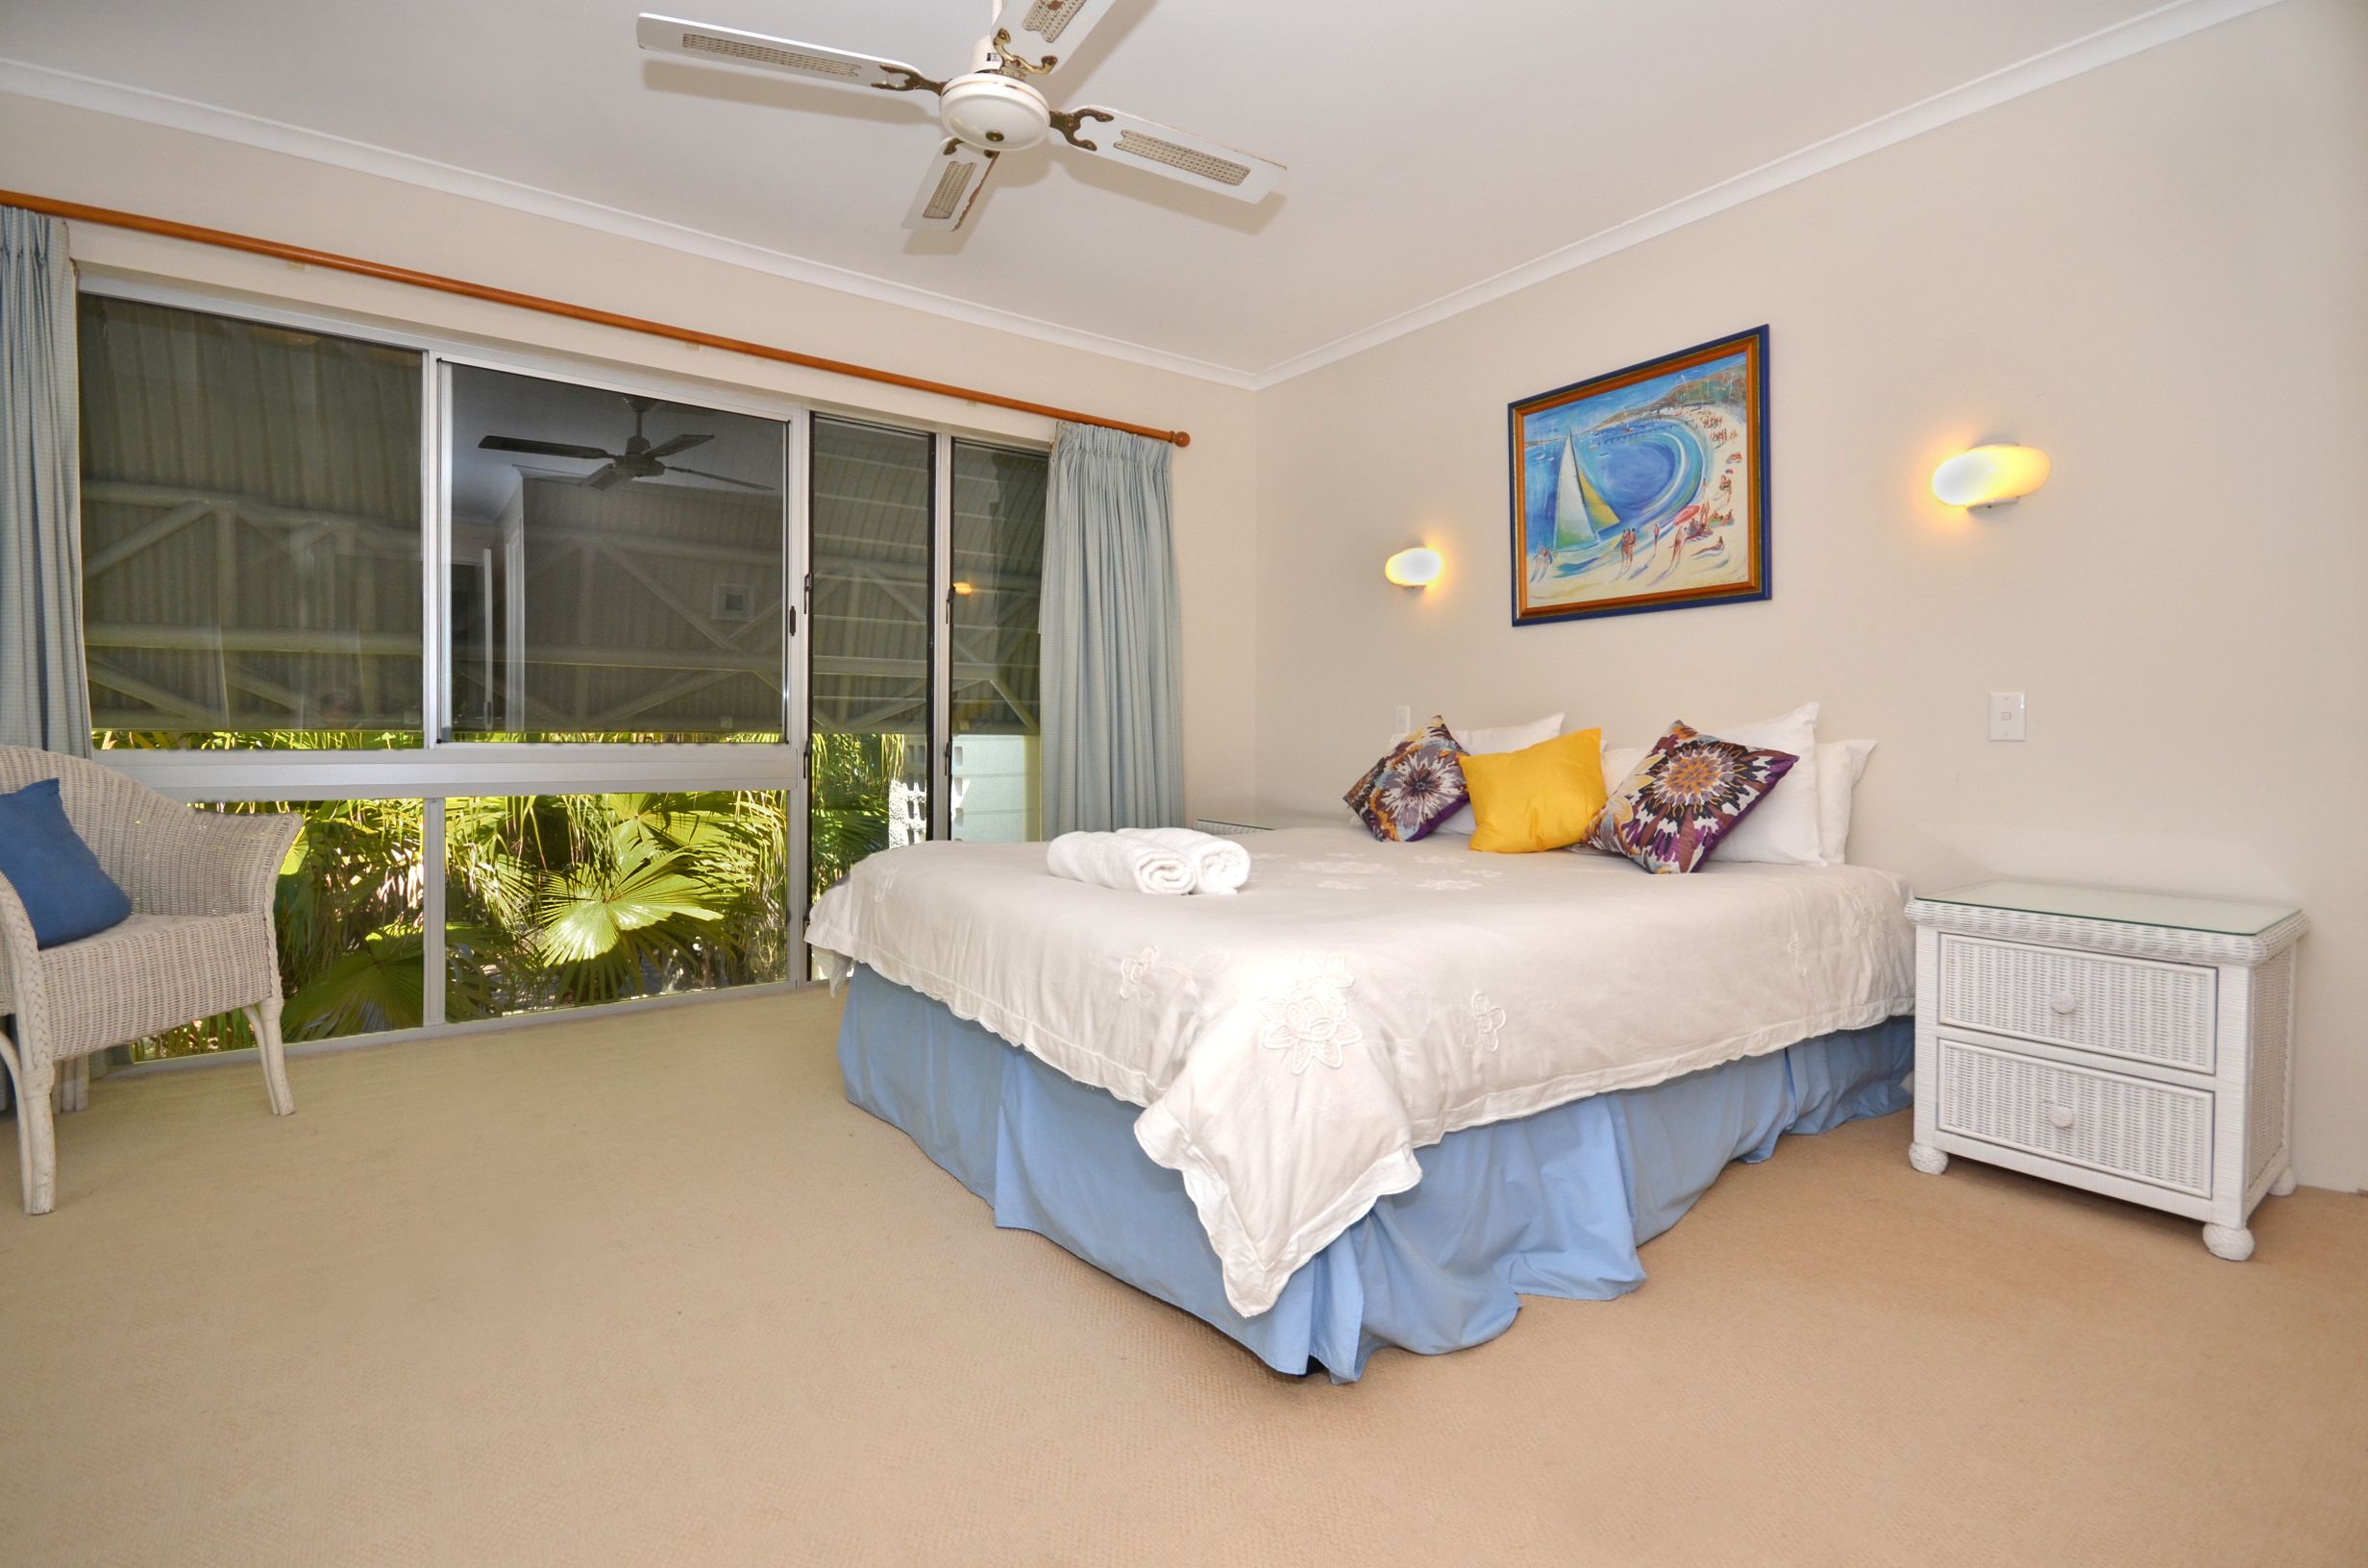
[1193,808,1350,833]
[1918,879,2299,937]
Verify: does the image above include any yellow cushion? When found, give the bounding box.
[1460,727,1607,853]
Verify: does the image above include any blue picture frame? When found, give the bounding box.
[1507,327,1770,626]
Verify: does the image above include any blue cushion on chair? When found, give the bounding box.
[0,777,135,948]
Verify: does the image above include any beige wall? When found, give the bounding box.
[0,90,1258,821]
[1250,0,2368,1189]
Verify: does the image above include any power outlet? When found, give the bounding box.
[1987,691,2027,742]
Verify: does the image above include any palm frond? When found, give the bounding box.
[283,927,427,1039]
[530,842,725,966]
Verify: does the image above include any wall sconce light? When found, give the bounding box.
[1931,444,2051,510]
[1384,547,1442,588]
[950,580,974,596]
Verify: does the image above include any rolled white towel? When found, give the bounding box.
[1117,826,1252,895]
[1047,831,1196,895]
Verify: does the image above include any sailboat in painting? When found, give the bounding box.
[1552,431,1621,552]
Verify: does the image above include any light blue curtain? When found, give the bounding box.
[0,207,90,756]
[1040,422,1181,833]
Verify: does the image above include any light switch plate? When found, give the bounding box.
[1393,703,1412,739]
[1988,691,2027,742]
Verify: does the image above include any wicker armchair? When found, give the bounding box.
[0,747,301,1214]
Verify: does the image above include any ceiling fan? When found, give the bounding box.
[636,2,1284,233]
[477,396,775,491]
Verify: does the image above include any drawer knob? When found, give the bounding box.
[2048,992,2080,1017]
[2046,1103,2077,1131]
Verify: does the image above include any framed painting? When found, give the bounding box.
[1508,326,1768,626]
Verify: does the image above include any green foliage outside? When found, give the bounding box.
[806,731,909,909]
[95,729,911,1060]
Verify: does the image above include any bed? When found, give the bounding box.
[810,823,1916,1379]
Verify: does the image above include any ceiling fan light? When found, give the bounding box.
[940,73,1050,151]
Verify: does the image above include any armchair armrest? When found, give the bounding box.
[0,871,46,1054]
[129,808,303,919]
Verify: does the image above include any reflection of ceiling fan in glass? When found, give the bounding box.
[477,396,775,491]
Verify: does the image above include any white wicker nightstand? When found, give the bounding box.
[1906,880,2306,1262]
[1191,811,1345,836]
[1192,818,1270,837]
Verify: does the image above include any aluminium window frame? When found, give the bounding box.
[75,273,1046,1046]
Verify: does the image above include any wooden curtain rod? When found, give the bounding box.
[1,188,1190,448]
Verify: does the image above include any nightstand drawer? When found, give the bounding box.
[1937,935,2216,1071]
[1937,1038,2213,1198]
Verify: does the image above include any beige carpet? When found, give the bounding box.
[1,989,2361,1567]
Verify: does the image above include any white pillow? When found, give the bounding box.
[1564,745,1651,857]
[1429,712,1565,838]
[1452,713,1564,755]
[1816,739,1876,864]
[1701,702,1823,865]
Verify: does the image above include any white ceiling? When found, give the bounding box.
[0,0,2261,384]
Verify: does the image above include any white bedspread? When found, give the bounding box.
[806,825,1914,1316]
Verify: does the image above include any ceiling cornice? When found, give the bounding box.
[0,0,2282,394]
[1243,0,2285,388]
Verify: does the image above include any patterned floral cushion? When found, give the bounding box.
[1588,722,1799,873]
[1344,717,1470,842]
[1342,721,1424,821]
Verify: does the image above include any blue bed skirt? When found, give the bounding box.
[836,966,1912,1381]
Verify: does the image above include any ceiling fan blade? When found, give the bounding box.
[636,14,938,94]
[479,436,618,460]
[584,463,627,491]
[902,140,999,233]
[641,430,714,459]
[661,464,778,492]
[990,0,1117,75]
[1050,108,1284,203]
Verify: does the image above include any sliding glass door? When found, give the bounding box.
[948,439,1048,844]
[438,362,795,1019]
[802,423,1050,887]
[79,295,431,1058]
[77,280,1048,1056]
[806,417,933,910]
